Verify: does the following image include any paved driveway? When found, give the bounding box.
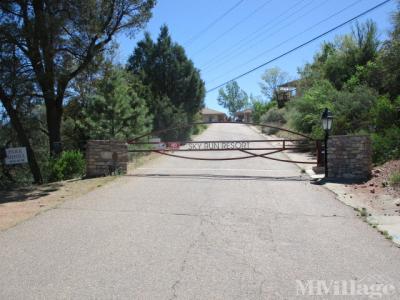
[1,123,399,299]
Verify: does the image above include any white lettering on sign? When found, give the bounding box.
[5,147,28,165]
[187,142,250,150]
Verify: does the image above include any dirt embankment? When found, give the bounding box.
[0,176,116,231]
[338,160,400,216]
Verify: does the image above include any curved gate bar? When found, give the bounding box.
[128,121,314,143]
[131,138,310,145]
[130,147,304,152]
[153,149,283,161]
[241,149,284,158]
[240,149,317,164]
[154,151,254,161]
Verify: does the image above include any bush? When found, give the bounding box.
[251,100,275,124]
[260,107,287,134]
[286,80,335,138]
[192,124,207,135]
[389,171,400,187]
[49,150,85,181]
[371,126,400,164]
[287,81,380,139]
[332,86,378,134]
[191,112,207,135]
[372,96,400,131]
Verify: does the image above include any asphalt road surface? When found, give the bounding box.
[1,123,400,299]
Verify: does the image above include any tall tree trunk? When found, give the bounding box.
[1,97,43,184]
[46,100,63,155]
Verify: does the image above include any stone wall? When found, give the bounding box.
[86,140,128,177]
[327,135,372,180]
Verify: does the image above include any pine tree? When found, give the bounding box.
[127,25,205,140]
[84,68,152,140]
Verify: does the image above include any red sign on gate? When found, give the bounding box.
[167,142,180,150]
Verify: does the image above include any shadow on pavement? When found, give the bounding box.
[0,183,62,204]
[126,173,310,182]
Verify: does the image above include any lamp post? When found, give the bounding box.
[321,108,333,178]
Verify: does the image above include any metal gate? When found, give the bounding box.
[128,122,323,165]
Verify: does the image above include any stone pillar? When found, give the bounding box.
[86,140,128,177]
[327,135,372,180]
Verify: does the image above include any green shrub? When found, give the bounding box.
[261,107,287,124]
[332,86,378,134]
[372,96,400,131]
[252,100,276,124]
[260,107,287,134]
[371,126,400,164]
[287,81,380,139]
[192,124,207,135]
[286,80,335,138]
[389,171,400,187]
[49,150,85,181]
[191,112,207,135]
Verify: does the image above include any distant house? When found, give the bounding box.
[235,109,253,123]
[201,108,227,122]
[276,79,300,108]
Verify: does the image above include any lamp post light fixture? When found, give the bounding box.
[321,108,333,178]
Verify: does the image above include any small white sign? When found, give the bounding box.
[5,147,28,165]
[149,138,161,143]
[148,138,166,150]
[156,143,166,150]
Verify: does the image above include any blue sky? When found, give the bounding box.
[116,0,397,112]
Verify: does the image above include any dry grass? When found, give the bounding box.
[389,171,400,187]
